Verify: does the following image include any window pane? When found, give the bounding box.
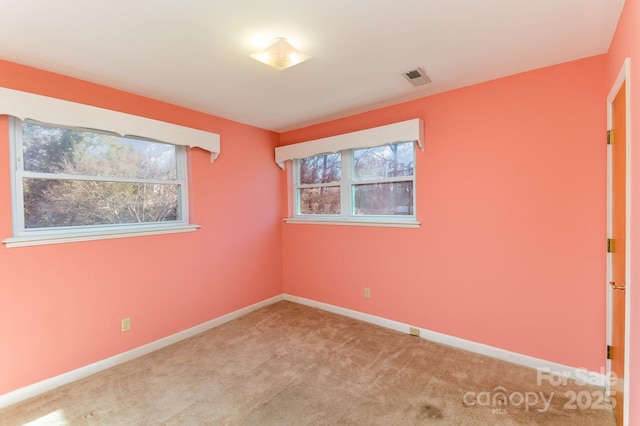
[353,182,413,215]
[23,178,180,228]
[298,187,341,215]
[353,142,414,180]
[23,122,177,180]
[299,153,341,184]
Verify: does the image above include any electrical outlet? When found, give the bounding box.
[364,288,371,299]
[121,317,131,332]
[409,327,420,337]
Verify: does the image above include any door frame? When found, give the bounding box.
[606,57,631,426]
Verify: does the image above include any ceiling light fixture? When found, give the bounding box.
[250,37,310,70]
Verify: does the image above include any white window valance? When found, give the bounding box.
[274,118,423,168]
[0,87,221,161]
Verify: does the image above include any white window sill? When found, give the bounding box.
[284,218,420,229]
[2,224,200,248]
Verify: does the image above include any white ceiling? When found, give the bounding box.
[0,0,625,132]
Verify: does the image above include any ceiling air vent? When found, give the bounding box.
[403,67,431,87]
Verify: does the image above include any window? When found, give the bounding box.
[293,141,416,225]
[6,118,194,246]
[277,118,423,227]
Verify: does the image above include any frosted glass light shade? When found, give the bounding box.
[250,38,310,70]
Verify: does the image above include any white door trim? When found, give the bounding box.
[606,56,631,426]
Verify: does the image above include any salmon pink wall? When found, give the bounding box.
[0,60,283,395]
[607,0,640,423]
[281,56,607,372]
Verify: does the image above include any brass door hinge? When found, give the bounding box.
[607,345,612,360]
[607,238,615,253]
[607,130,614,145]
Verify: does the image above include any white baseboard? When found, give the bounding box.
[0,294,284,410]
[283,294,607,387]
[1,293,606,411]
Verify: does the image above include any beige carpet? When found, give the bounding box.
[0,301,616,425]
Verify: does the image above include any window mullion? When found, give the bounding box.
[292,159,299,216]
[341,150,352,219]
[296,182,341,189]
[20,171,182,186]
[351,176,415,185]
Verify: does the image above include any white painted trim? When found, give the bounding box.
[275,118,424,168]
[0,87,221,157]
[2,224,201,248]
[0,294,284,410]
[605,57,631,426]
[283,294,607,387]
[284,218,420,228]
[0,293,607,412]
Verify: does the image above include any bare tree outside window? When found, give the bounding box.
[352,142,414,215]
[299,152,341,184]
[293,141,416,220]
[353,142,414,180]
[20,121,182,229]
[297,153,341,215]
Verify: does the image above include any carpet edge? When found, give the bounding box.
[0,294,284,410]
[283,294,607,388]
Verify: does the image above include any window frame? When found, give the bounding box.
[290,142,419,228]
[4,117,198,248]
